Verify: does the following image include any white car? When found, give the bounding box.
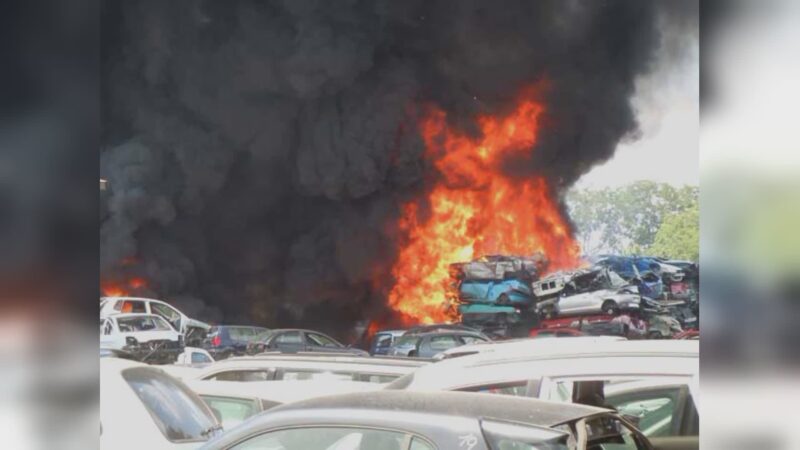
[100,358,222,449]
[100,296,210,345]
[100,313,183,364]
[433,335,626,360]
[186,379,381,429]
[194,354,428,384]
[386,339,699,440]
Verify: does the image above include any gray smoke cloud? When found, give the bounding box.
[100,0,697,337]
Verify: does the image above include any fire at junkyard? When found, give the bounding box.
[99,2,699,450]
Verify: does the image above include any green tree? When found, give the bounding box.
[648,203,699,261]
[567,182,698,256]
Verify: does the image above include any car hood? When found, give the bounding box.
[121,330,180,341]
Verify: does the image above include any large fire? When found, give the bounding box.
[388,92,581,324]
[101,277,148,297]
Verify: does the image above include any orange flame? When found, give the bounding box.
[388,93,581,324]
[101,277,149,297]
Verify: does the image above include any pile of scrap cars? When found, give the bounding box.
[448,254,699,340]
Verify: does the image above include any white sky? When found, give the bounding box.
[575,42,699,190]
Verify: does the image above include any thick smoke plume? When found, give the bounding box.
[101,0,696,338]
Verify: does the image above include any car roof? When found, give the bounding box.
[187,379,380,402]
[440,336,626,356]
[273,390,606,427]
[400,330,487,339]
[101,296,166,303]
[393,340,698,391]
[217,354,428,367]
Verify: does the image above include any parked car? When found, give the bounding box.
[202,325,268,359]
[369,329,405,355]
[200,390,657,450]
[387,330,490,358]
[194,354,427,383]
[402,323,481,335]
[100,313,183,364]
[433,336,626,360]
[246,328,368,356]
[386,339,698,443]
[458,278,534,306]
[541,287,642,318]
[101,358,221,449]
[186,379,380,429]
[100,296,211,346]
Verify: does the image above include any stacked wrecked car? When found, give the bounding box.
[447,254,698,339]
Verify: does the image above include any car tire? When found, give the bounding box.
[602,300,619,315]
[407,350,417,357]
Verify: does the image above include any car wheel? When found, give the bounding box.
[407,350,417,357]
[497,294,511,305]
[602,300,619,315]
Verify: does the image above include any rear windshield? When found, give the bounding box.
[117,316,171,332]
[122,367,218,442]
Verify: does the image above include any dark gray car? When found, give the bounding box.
[387,330,490,358]
[246,329,369,356]
[199,390,654,450]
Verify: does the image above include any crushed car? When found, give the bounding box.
[100,313,184,364]
[100,296,211,346]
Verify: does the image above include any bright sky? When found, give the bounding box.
[575,42,699,190]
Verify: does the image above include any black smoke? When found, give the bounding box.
[100,0,697,338]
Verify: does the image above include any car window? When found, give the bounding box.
[410,437,436,450]
[116,315,172,332]
[191,352,212,364]
[200,395,259,429]
[606,386,683,437]
[151,303,181,328]
[229,327,256,340]
[306,332,340,348]
[428,335,460,351]
[120,300,146,313]
[460,381,529,397]
[375,335,394,348]
[207,370,271,382]
[231,426,412,450]
[275,331,303,344]
[482,420,569,450]
[122,367,218,443]
[393,335,419,347]
[585,416,648,450]
[103,320,113,335]
[460,335,487,345]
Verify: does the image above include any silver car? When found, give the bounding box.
[199,390,654,450]
[555,287,641,316]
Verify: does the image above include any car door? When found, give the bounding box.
[149,302,183,334]
[557,292,586,314]
[100,319,117,348]
[270,331,305,353]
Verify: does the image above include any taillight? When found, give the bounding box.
[211,335,221,347]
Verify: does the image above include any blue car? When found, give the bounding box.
[458,279,533,306]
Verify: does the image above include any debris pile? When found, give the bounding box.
[447,254,699,340]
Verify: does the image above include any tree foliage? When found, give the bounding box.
[648,203,699,261]
[567,181,699,257]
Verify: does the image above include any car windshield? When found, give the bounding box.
[122,367,218,442]
[117,316,171,332]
